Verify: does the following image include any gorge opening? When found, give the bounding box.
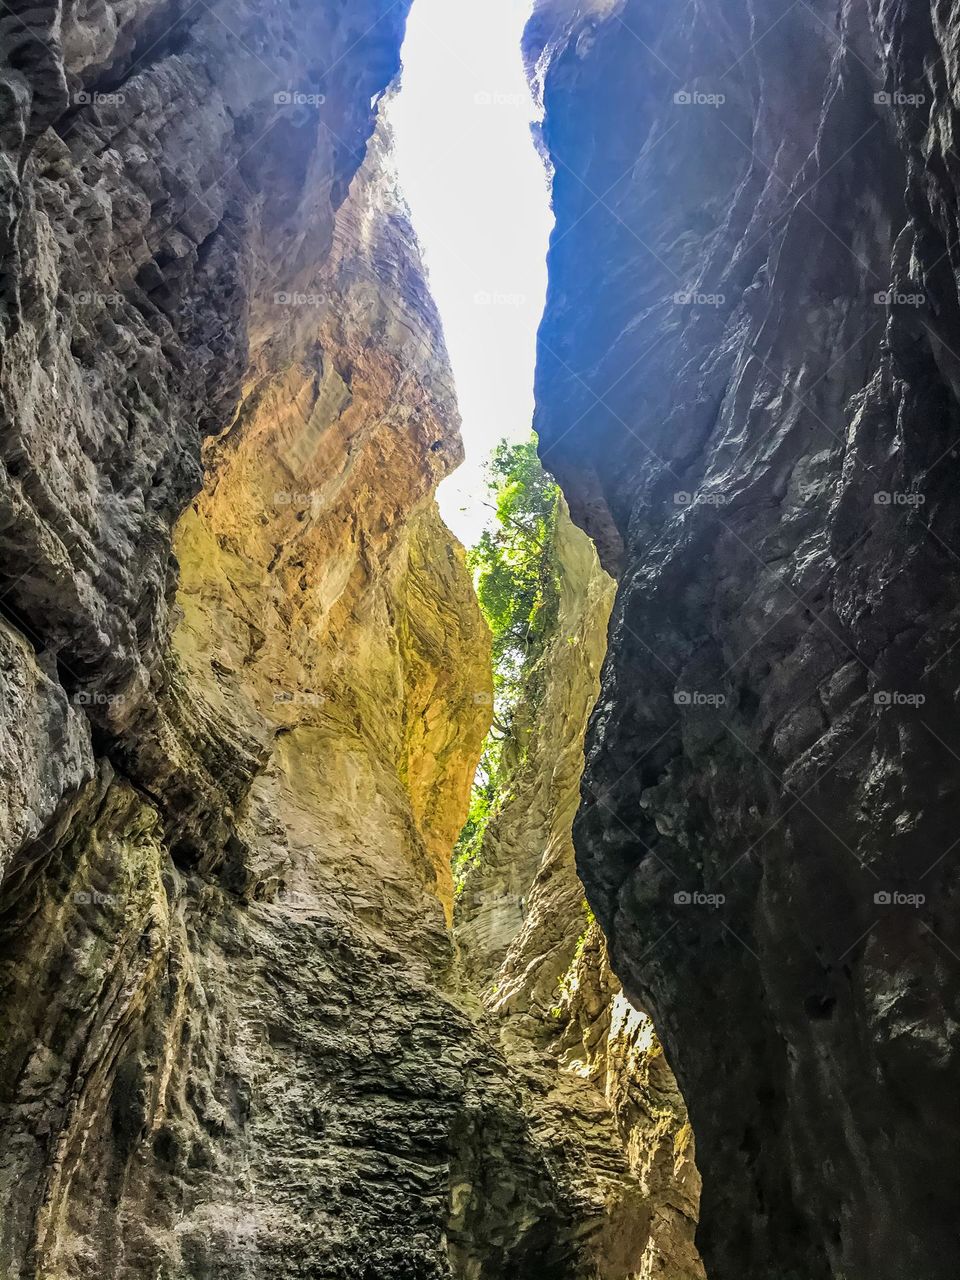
[0,2,958,1279]
[391,7,704,1273]
[389,0,551,546]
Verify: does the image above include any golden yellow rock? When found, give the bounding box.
[172,122,491,921]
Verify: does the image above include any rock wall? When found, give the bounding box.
[456,502,702,1280]
[0,4,624,1276]
[528,1,960,1277]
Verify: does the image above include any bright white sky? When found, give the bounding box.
[389,0,551,546]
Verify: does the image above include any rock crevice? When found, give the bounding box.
[456,500,703,1280]
[0,5,635,1275]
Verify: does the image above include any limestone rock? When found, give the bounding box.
[0,5,599,1275]
[456,502,703,1280]
[530,2,960,1276]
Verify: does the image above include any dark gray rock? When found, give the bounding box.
[529,1,960,1276]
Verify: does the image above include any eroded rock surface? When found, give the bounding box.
[529,1,960,1277]
[0,5,619,1276]
[456,503,702,1280]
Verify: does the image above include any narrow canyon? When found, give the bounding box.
[0,1,957,1279]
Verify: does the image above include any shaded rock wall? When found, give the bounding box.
[528,1,960,1277]
[456,502,702,1280]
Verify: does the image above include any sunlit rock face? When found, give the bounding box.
[456,502,703,1280]
[0,0,412,877]
[0,6,602,1276]
[528,2,960,1277]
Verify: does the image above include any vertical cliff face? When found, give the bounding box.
[529,1,960,1277]
[456,501,702,1280]
[0,0,412,796]
[0,6,617,1277]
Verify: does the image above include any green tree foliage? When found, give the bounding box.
[468,438,561,717]
[453,438,560,891]
[451,756,498,889]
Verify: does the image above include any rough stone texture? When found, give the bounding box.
[550,936,702,1280]
[0,5,622,1275]
[529,1,960,1277]
[0,0,414,876]
[456,503,702,1280]
[0,0,381,951]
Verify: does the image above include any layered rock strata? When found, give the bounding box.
[528,1,960,1277]
[456,502,702,1280]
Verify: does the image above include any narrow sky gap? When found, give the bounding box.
[389,0,551,547]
